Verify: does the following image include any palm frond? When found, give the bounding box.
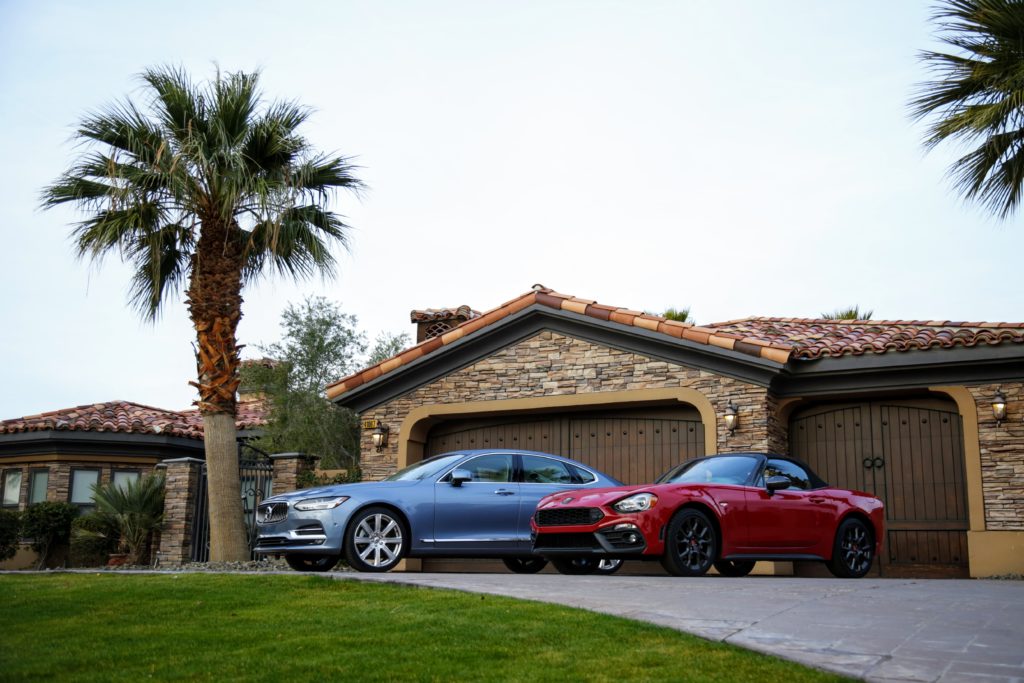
[911,0,1024,217]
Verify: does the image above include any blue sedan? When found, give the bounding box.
[254,449,622,573]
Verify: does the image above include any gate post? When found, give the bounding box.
[270,452,320,494]
[155,457,205,565]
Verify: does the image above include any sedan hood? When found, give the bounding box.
[265,480,419,502]
[537,484,653,509]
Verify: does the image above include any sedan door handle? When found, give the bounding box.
[494,489,515,496]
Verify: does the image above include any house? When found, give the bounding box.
[0,398,268,567]
[327,286,1024,578]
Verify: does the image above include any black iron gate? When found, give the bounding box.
[190,443,274,562]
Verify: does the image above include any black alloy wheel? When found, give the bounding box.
[344,506,409,573]
[827,517,874,578]
[551,557,600,575]
[713,559,756,577]
[660,508,717,577]
[502,557,549,574]
[285,554,340,572]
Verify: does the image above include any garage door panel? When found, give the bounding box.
[790,400,968,575]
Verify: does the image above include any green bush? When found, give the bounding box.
[70,512,118,567]
[21,502,79,569]
[90,474,165,565]
[0,508,21,561]
[297,467,361,489]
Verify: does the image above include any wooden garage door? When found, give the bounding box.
[426,409,705,485]
[790,400,968,576]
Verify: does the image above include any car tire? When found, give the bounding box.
[713,559,755,577]
[595,559,624,575]
[284,554,340,572]
[827,517,875,578]
[344,506,408,573]
[502,557,548,574]
[660,508,717,577]
[551,558,600,575]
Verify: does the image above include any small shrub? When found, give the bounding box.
[297,467,361,489]
[0,508,21,561]
[21,502,79,569]
[70,513,118,567]
[91,474,165,565]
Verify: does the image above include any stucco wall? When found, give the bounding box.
[968,382,1024,531]
[358,331,779,480]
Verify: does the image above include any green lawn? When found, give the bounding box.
[1,573,849,682]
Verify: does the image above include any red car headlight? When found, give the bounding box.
[612,493,658,513]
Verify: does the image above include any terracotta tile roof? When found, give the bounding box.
[0,399,269,440]
[703,317,1024,360]
[410,306,480,322]
[325,287,1024,400]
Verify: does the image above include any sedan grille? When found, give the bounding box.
[535,507,604,527]
[257,502,288,525]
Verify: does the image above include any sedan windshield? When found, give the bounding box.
[660,455,759,486]
[384,454,465,481]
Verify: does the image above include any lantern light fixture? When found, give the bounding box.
[371,423,390,452]
[723,402,739,434]
[992,390,1008,427]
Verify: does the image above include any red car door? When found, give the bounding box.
[741,459,831,552]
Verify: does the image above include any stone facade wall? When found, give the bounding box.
[968,382,1024,531]
[358,331,780,480]
[271,453,320,494]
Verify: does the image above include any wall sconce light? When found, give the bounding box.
[371,424,390,452]
[992,390,1007,427]
[723,402,739,434]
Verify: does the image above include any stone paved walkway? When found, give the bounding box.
[343,573,1024,683]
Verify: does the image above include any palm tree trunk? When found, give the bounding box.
[188,217,249,562]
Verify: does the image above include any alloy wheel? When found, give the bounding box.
[352,512,404,568]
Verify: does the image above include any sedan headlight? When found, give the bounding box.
[612,493,658,513]
[293,496,349,511]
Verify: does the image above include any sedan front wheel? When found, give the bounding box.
[285,554,340,572]
[344,506,408,573]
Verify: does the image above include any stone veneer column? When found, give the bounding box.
[155,458,204,565]
[270,453,320,494]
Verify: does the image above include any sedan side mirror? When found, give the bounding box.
[766,475,790,494]
[450,469,472,487]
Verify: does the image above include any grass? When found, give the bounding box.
[1,573,850,682]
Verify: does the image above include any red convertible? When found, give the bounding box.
[531,453,883,578]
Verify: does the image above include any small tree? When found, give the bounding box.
[21,502,79,569]
[0,509,21,562]
[661,307,692,323]
[821,306,874,320]
[241,297,366,469]
[368,331,411,365]
[86,474,166,565]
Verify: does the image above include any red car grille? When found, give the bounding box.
[533,533,600,549]
[535,507,604,527]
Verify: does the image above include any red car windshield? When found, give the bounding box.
[662,455,759,486]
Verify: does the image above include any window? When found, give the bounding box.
[2,469,22,507]
[762,459,812,490]
[521,455,573,484]
[663,455,759,485]
[571,465,596,484]
[458,454,513,483]
[69,469,101,510]
[28,469,49,504]
[112,470,139,491]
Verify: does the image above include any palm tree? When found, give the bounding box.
[821,306,874,320]
[42,66,363,561]
[911,0,1024,218]
[86,474,166,565]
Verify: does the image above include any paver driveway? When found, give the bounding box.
[344,572,1024,683]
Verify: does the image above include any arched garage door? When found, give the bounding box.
[426,407,705,485]
[790,398,968,577]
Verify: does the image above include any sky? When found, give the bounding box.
[2,1,1023,419]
